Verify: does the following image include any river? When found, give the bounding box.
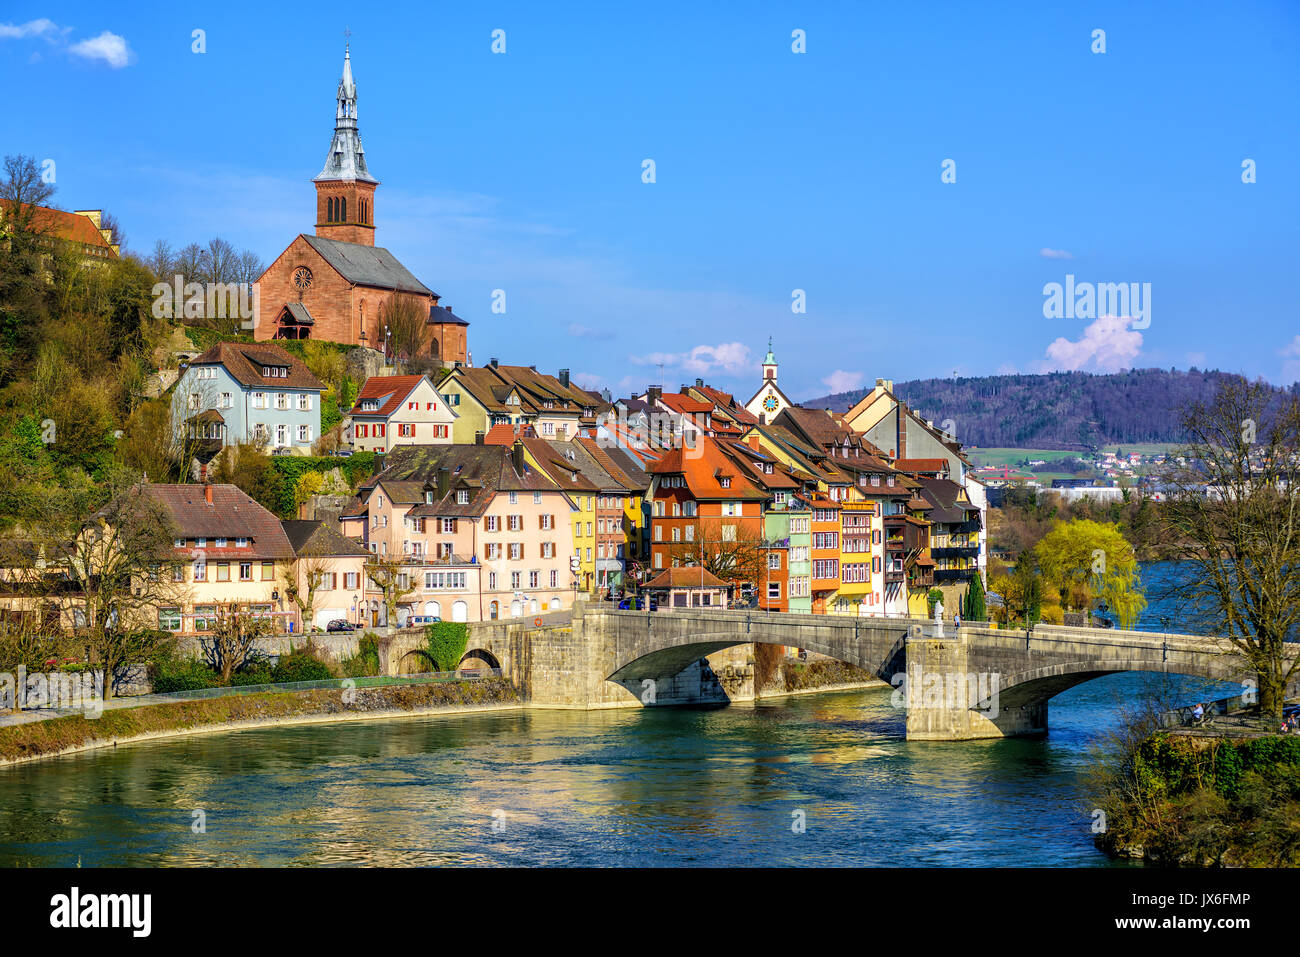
[0,672,1226,868]
[0,561,1235,867]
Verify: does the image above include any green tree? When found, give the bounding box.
[1035,518,1146,628]
[965,573,987,622]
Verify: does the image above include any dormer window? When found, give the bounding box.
[361,399,379,411]
[720,477,731,489]
[457,490,470,504]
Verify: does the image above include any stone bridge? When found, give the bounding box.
[379,606,1282,740]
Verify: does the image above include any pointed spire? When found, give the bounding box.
[315,45,377,184]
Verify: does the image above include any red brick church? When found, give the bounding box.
[253,47,469,365]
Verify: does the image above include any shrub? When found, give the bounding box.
[341,632,381,678]
[230,661,274,686]
[425,622,468,671]
[149,655,221,693]
[271,648,336,683]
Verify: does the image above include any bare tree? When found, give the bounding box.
[665,518,766,594]
[366,556,416,627]
[1162,378,1300,722]
[146,239,174,281]
[99,210,125,251]
[283,544,335,633]
[203,610,271,684]
[378,294,428,368]
[0,154,56,241]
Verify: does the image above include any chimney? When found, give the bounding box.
[204,485,213,505]
[747,435,760,451]
[696,377,704,388]
[559,368,570,388]
[490,357,499,369]
[510,440,525,475]
[474,431,485,445]
[436,466,450,499]
[648,386,661,404]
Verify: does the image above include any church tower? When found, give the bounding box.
[314,46,378,246]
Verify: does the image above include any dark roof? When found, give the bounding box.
[188,341,324,392]
[428,304,469,326]
[915,478,978,524]
[144,485,296,559]
[301,234,434,296]
[281,519,370,558]
[283,302,314,325]
[366,444,562,519]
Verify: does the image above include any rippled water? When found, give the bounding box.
[0,672,1227,867]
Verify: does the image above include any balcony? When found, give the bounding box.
[930,545,979,560]
[934,568,975,584]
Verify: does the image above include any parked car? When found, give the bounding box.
[618,596,658,611]
[328,449,353,457]
[326,620,356,632]
[407,615,442,625]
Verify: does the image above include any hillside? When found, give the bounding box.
[803,369,1298,451]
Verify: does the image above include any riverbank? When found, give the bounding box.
[0,678,522,769]
[1093,730,1300,866]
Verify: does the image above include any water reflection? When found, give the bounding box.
[0,673,1229,868]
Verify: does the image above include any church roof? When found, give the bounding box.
[301,234,434,295]
[429,304,469,326]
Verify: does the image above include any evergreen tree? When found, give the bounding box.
[966,574,987,622]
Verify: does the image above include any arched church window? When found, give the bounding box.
[341,197,347,222]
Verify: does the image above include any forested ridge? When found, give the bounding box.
[805,369,1299,450]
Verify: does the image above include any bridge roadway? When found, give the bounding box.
[383,605,1267,740]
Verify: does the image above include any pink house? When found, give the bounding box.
[341,441,577,623]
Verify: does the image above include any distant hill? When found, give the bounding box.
[802,369,1296,451]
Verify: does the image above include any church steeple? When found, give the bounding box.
[314,45,378,245]
[762,337,778,381]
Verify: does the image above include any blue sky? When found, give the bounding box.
[5,1,1299,400]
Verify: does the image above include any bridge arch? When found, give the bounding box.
[458,648,502,673]
[983,658,1246,712]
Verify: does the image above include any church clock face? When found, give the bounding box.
[293,266,313,292]
[763,394,779,413]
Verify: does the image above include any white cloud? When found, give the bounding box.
[630,342,753,377]
[1,20,132,68]
[1281,335,1300,384]
[822,369,864,394]
[1040,248,1074,260]
[0,18,61,39]
[567,322,612,340]
[1184,351,1207,369]
[573,372,607,392]
[69,30,133,68]
[1041,315,1144,372]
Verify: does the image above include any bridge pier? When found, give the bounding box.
[902,631,1047,740]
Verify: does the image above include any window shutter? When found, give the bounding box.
[539,514,545,530]
[484,543,491,559]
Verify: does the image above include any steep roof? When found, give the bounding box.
[644,567,729,589]
[301,234,433,295]
[915,477,979,524]
[281,519,370,557]
[352,374,426,418]
[576,437,651,493]
[648,437,768,501]
[428,304,469,326]
[188,341,325,392]
[144,484,296,559]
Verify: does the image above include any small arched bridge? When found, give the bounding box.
[379,606,1282,740]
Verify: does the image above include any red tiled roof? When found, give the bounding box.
[21,205,118,255]
[895,458,949,474]
[644,567,729,589]
[353,375,426,418]
[658,393,714,415]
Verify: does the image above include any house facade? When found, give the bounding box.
[173,342,323,454]
[348,374,456,453]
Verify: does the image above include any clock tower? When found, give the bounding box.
[744,337,795,423]
[314,45,378,246]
